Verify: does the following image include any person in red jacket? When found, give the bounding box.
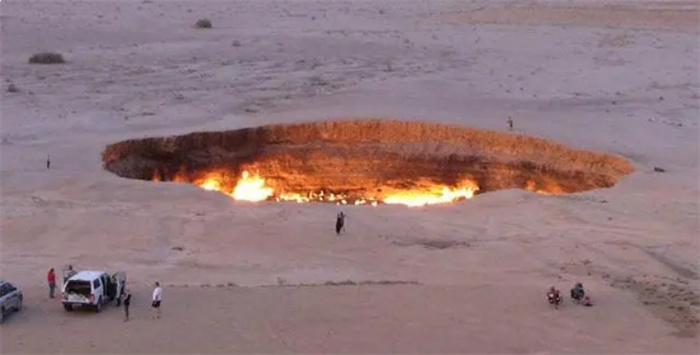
[47,268,56,299]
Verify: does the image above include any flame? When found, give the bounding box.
[525,180,565,195]
[197,177,223,191]
[154,168,480,207]
[185,170,274,202]
[151,167,567,206]
[278,192,312,203]
[383,184,478,207]
[231,171,274,202]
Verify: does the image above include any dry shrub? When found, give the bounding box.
[317,280,418,287]
[324,280,356,286]
[195,18,212,29]
[395,238,470,250]
[28,52,65,64]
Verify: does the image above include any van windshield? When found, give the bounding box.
[65,280,91,296]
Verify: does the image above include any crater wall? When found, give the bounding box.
[102,119,635,202]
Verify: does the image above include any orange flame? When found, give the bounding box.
[231,171,274,201]
[154,169,481,207]
[525,180,565,195]
[383,185,478,207]
[196,176,223,191]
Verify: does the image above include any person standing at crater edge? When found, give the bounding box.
[335,211,346,235]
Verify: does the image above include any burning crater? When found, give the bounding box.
[102,120,634,207]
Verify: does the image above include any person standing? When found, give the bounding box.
[151,282,162,319]
[122,288,132,321]
[47,268,56,299]
[335,212,346,235]
[63,264,77,285]
[46,154,51,170]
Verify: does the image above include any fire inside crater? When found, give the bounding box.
[102,119,634,207]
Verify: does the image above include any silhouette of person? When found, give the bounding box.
[335,212,346,235]
[122,288,132,321]
[47,268,56,298]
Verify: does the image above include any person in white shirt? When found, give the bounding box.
[151,282,163,319]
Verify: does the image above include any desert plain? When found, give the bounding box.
[0,0,699,353]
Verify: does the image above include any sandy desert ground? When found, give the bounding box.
[1,0,699,353]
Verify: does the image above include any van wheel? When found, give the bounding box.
[0,307,5,323]
[16,297,22,312]
[63,304,73,312]
[95,298,102,313]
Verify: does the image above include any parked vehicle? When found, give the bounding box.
[62,270,126,312]
[0,280,23,323]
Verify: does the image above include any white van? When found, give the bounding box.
[62,270,125,312]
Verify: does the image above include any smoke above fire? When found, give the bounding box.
[155,169,479,207]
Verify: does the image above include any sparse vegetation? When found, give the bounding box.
[7,84,19,93]
[195,18,212,29]
[394,239,470,250]
[609,275,699,336]
[267,280,421,287]
[28,52,65,64]
[324,280,357,286]
[309,75,329,86]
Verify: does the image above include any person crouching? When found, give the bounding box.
[571,282,592,306]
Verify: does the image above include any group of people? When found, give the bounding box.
[111,281,161,322]
[547,282,592,308]
[46,267,162,322]
[47,223,591,323]
[105,282,163,322]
